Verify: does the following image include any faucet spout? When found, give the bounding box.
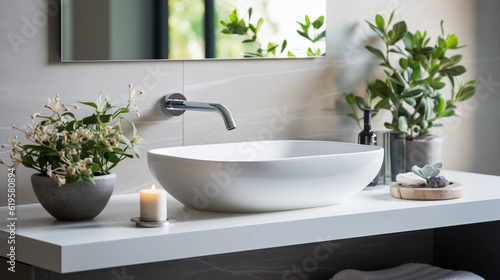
[162,93,236,130]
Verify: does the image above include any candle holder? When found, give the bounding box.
[130,216,176,228]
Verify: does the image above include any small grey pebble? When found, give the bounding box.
[428,175,449,188]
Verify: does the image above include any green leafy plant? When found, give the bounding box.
[220,8,287,57]
[345,11,476,139]
[296,15,326,56]
[1,85,144,186]
[412,162,443,183]
[220,8,325,57]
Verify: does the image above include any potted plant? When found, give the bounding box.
[1,84,144,220]
[345,12,476,171]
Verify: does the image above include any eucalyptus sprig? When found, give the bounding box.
[345,11,476,139]
[1,85,144,186]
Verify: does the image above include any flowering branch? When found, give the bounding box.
[1,85,145,186]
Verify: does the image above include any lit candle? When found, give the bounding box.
[140,184,167,222]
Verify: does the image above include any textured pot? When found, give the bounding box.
[405,134,443,171]
[31,173,116,221]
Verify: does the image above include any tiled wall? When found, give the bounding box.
[1,0,499,206]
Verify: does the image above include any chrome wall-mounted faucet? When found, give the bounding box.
[161,93,236,130]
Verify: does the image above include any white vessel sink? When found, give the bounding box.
[148,140,383,212]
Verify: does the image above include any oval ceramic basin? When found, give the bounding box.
[148,140,383,212]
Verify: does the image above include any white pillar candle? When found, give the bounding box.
[140,185,167,222]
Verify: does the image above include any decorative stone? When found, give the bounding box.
[396,172,427,186]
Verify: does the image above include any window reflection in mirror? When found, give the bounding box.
[61,0,326,61]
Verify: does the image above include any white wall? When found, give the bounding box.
[1,0,496,206]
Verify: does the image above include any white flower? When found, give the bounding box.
[56,175,66,186]
[44,94,69,114]
[2,136,23,155]
[83,156,93,165]
[95,93,109,114]
[128,84,143,117]
[9,153,22,165]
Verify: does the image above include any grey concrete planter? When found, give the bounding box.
[31,173,116,221]
[405,134,443,171]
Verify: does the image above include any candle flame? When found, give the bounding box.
[151,184,156,190]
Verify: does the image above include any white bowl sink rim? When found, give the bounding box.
[148,140,382,163]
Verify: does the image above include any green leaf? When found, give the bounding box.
[412,165,424,177]
[305,15,311,27]
[420,119,428,130]
[446,34,459,49]
[400,89,424,99]
[398,116,408,132]
[132,144,141,158]
[108,153,121,164]
[384,122,396,130]
[248,7,252,22]
[287,51,295,57]
[65,175,80,185]
[440,66,467,76]
[437,97,445,114]
[387,11,395,26]
[77,101,98,109]
[229,10,238,23]
[456,86,476,102]
[297,30,310,40]
[433,162,443,169]
[438,108,460,118]
[438,37,447,48]
[312,16,324,29]
[374,98,390,110]
[375,14,385,29]
[89,163,100,172]
[411,68,422,81]
[399,58,408,69]
[281,39,287,53]
[307,47,315,56]
[81,175,96,185]
[314,30,326,42]
[430,81,446,90]
[21,155,36,165]
[390,21,407,45]
[62,112,77,120]
[242,35,257,43]
[345,93,356,105]
[403,98,416,106]
[365,46,386,61]
[256,18,264,33]
[98,114,112,124]
[267,43,278,55]
[429,64,441,76]
[355,96,368,110]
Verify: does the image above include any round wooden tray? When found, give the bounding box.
[390,181,463,200]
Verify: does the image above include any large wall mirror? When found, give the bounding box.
[61,0,326,61]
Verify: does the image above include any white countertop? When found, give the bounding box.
[1,170,500,273]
